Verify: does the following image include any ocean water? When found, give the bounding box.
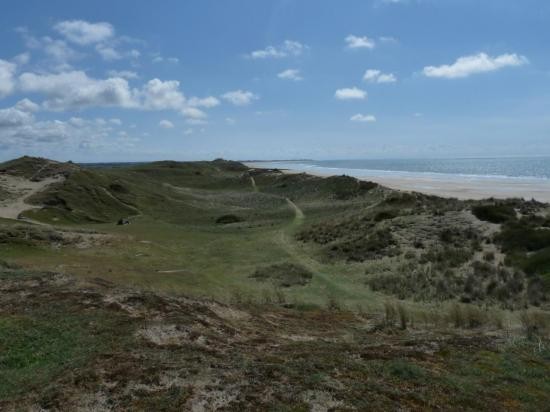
[254,157,550,181]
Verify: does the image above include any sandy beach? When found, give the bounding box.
[247,162,550,203]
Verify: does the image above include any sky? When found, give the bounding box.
[0,0,549,162]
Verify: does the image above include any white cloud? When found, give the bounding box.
[54,20,115,45]
[19,71,137,111]
[159,119,174,129]
[345,35,375,49]
[423,52,528,79]
[0,59,16,98]
[335,87,367,100]
[140,78,185,111]
[13,52,31,66]
[96,45,140,61]
[225,117,236,125]
[183,128,193,135]
[350,113,376,122]
[277,69,303,81]
[0,103,136,152]
[95,44,122,60]
[221,90,258,106]
[0,107,34,128]
[109,118,122,126]
[181,106,207,120]
[188,96,220,108]
[248,40,307,59]
[107,70,139,79]
[363,69,397,83]
[15,98,40,112]
[17,28,78,67]
[37,37,78,63]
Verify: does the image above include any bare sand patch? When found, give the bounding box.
[0,174,64,220]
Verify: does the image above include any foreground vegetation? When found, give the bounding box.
[1,156,549,409]
[0,267,549,410]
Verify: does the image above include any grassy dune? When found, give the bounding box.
[0,156,549,408]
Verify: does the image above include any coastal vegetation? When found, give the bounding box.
[0,156,549,409]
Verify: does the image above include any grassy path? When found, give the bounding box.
[250,176,259,192]
[274,197,387,307]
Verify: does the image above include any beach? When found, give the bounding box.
[247,162,550,203]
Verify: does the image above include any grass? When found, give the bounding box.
[2,159,550,313]
[2,158,550,408]
[0,304,132,400]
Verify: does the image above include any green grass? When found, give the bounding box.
[0,309,132,399]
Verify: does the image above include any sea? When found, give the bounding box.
[251,157,550,182]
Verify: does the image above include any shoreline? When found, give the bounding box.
[245,162,550,203]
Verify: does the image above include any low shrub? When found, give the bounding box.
[472,203,516,224]
[215,214,244,224]
[250,263,313,287]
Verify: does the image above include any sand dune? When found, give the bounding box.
[0,174,63,220]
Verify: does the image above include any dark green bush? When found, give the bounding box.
[250,263,313,287]
[215,214,244,224]
[472,204,516,224]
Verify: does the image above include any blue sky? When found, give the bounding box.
[0,0,549,162]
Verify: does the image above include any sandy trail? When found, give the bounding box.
[0,174,63,220]
[285,198,304,222]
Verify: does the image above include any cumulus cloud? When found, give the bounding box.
[0,59,16,98]
[345,35,375,49]
[363,69,397,83]
[0,107,34,128]
[188,96,220,108]
[54,20,115,45]
[221,90,258,106]
[335,87,367,100]
[159,119,174,129]
[350,113,376,122]
[32,36,78,64]
[0,103,137,152]
[15,98,40,112]
[95,45,140,61]
[181,106,207,120]
[139,78,185,111]
[247,40,307,59]
[15,68,219,125]
[277,69,303,81]
[422,52,528,79]
[19,71,137,111]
